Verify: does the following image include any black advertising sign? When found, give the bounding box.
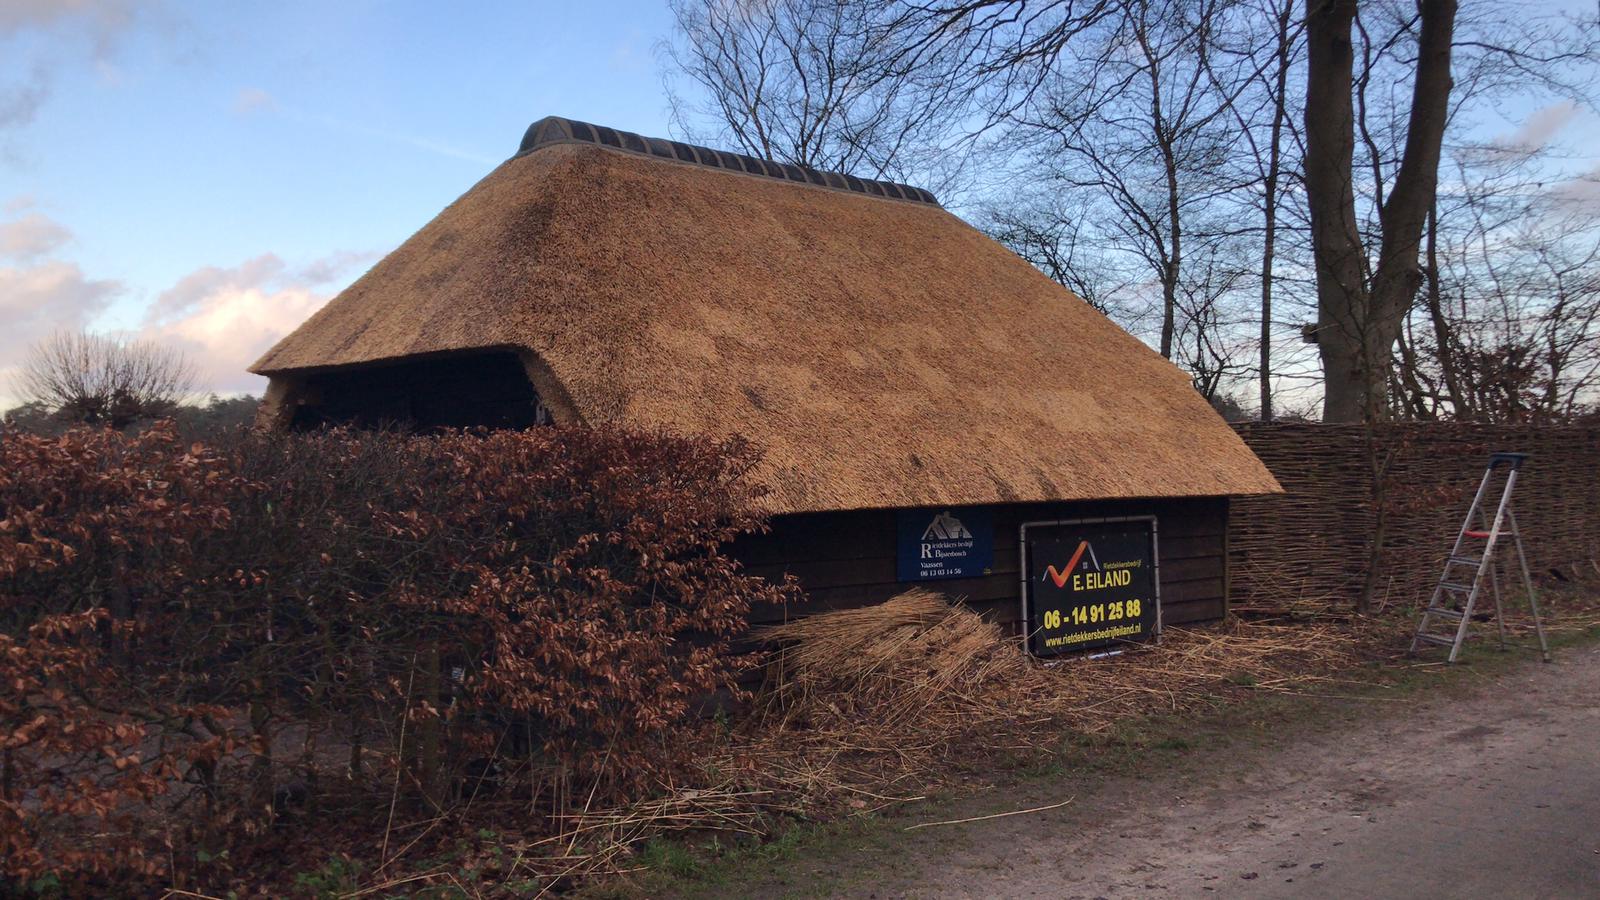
[896,508,995,582]
[1022,518,1159,655]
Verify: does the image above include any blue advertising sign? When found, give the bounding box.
[896,508,995,582]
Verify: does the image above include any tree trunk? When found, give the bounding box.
[1304,0,1368,421]
[1423,202,1469,418]
[1154,44,1180,361]
[1304,0,1457,422]
[1259,0,1292,421]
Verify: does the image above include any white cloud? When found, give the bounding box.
[0,0,155,137]
[1548,163,1600,214]
[232,86,275,115]
[0,256,121,407]
[0,202,366,406]
[140,251,367,394]
[0,209,71,259]
[1471,101,1581,164]
[0,0,138,37]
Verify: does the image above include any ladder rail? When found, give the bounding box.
[1446,467,1497,561]
[1411,464,1500,658]
[1411,466,1495,656]
[1486,561,1507,651]
[1505,508,1551,663]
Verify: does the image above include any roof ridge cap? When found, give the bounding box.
[514,116,940,207]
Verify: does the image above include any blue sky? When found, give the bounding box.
[0,0,683,400]
[1,0,1597,407]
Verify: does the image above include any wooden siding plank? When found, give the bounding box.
[1159,577,1226,604]
[752,560,1220,601]
[1157,534,1229,560]
[1162,598,1227,624]
[1159,556,1224,581]
[737,500,1228,566]
[737,497,1232,629]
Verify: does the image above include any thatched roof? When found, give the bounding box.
[252,117,1282,514]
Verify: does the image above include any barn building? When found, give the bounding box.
[251,116,1281,648]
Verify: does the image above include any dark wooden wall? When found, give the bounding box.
[734,497,1231,633]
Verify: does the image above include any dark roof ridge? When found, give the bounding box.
[515,115,941,207]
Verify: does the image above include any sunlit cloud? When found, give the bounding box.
[1497,101,1578,154]
[139,251,372,394]
[139,273,331,395]
[0,203,368,406]
[0,206,122,405]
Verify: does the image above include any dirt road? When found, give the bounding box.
[719,643,1600,899]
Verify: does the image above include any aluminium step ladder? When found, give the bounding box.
[1410,452,1550,664]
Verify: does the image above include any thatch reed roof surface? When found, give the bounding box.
[252,130,1281,514]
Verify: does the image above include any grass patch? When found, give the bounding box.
[638,839,703,879]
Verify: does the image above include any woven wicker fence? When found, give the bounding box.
[1229,423,1600,611]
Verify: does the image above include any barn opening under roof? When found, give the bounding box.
[286,351,548,432]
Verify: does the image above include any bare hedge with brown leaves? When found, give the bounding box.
[0,422,791,891]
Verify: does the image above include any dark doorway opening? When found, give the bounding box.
[289,352,548,431]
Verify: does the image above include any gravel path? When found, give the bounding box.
[722,642,1600,899]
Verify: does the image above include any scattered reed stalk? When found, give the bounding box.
[353,583,1600,895]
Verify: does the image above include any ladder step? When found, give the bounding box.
[1438,582,1475,593]
[1414,633,1458,647]
[1425,607,1465,620]
[1446,555,1483,567]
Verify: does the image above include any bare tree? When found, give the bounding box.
[1383,0,1600,422]
[663,0,971,190]
[1304,0,1600,423]
[667,0,1600,422]
[982,190,1139,320]
[1396,155,1600,423]
[1172,238,1257,401]
[1253,1,1296,421]
[1204,0,1303,420]
[16,331,197,430]
[1012,0,1250,360]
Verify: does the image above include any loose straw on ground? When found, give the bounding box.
[905,797,1075,831]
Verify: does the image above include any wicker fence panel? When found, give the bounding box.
[1229,423,1600,610]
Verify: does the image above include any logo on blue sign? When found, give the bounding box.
[897,508,994,582]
